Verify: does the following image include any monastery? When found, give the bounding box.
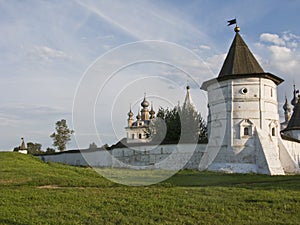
[124,25,300,175]
[38,25,300,175]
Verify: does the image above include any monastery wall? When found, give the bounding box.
[37,141,300,174]
[281,139,300,169]
[37,144,207,170]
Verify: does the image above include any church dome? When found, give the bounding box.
[150,108,155,115]
[128,110,133,117]
[283,97,291,111]
[136,112,141,120]
[141,97,149,108]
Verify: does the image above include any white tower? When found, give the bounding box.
[18,137,28,154]
[199,26,293,175]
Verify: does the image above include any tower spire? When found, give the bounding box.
[183,84,195,110]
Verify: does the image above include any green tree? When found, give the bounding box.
[50,119,74,151]
[27,142,42,155]
[151,105,208,143]
[46,147,56,154]
[13,146,20,152]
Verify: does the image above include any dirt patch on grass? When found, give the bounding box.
[37,185,61,189]
[0,179,30,185]
[37,185,86,189]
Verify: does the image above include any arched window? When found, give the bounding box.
[269,120,278,137]
[244,127,249,136]
[239,119,254,139]
[272,127,276,136]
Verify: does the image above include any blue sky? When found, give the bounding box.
[1,0,300,150]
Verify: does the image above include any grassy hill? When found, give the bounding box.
[1,152,300,225]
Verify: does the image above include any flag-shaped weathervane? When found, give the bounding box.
[227,18,237,26]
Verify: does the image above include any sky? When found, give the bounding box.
[1,0,300,151]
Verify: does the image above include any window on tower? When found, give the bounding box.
[272,127,276,136]
[244,127,249,136]
[271,88,273,97]
[239,119,254,138]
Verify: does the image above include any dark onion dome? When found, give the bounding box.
[136,112,141,120]
[283,97,291,111]
[186,85,190,90]
[128,109,133,117]
[291,96,298,107]
[150,107,155,115]
[284,100,300,131]
[141,97,149,108]
[291,86,299,107]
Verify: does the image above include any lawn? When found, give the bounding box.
[0,152,300,225]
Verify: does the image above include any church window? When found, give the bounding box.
[244,127,249,136]
[139,134,142,139]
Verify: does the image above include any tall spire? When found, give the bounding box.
[202,26,284,91]
[20,137,26,150]
[183,85,195,110]
[218,27,264,77]
[285,99,300,131]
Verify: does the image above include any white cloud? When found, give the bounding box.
[199,45,211,50]
[256,32,300,76]
[260,33,285,46]
[30,46,69,62]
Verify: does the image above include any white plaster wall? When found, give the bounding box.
[281,139,300,168]
[39,150,112,167]
[207,78,279,149]
[37,144,207,170]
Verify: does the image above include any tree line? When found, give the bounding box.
[149,104,208,144]
[13,119,74,155]
[13,104,208,154]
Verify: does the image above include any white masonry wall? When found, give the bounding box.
[200,77,281,174]
[281,139,300,169]
[38,144,207,170]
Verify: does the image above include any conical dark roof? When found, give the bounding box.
[201,28,284,91]
[285,99,300,131]
[218,32,264,77]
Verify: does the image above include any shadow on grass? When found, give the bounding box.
[162,170,300,190]
[0,219,27,225]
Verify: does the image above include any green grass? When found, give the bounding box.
[1,152,300,225]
